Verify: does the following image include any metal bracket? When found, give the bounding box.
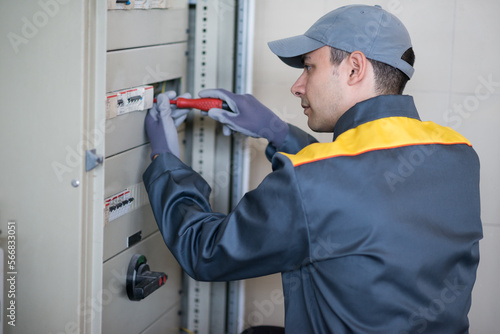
[86,149,103,172]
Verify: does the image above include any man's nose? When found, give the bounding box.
[291,72,306,97]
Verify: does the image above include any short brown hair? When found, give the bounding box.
[329,47,415,95]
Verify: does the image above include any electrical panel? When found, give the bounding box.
[0,1,241,332]
[102,2,188,333]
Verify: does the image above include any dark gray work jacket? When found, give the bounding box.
[143,95,482,333]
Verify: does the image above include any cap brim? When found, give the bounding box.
[268,35,325,68]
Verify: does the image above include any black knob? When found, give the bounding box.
[126,254,168,301]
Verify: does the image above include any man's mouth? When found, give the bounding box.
[302,104,310,114]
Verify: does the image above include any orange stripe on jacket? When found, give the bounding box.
[280,117,472,167]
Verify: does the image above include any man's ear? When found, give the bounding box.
[346,51,368,86]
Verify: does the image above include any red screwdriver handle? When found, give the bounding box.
[153,97,231,111]
[172,97,224,111]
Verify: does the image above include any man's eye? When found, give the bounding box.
[304,65,311,72]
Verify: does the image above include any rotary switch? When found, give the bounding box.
[126,254,168,301]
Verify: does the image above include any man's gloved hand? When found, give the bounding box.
[171,92,192,127]
[144,91,191,160]
[199,88,289,148]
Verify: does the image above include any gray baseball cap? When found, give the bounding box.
[268,5,414,79]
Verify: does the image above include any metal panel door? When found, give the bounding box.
[0,1,107,333]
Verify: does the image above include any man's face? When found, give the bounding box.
[290,46,347,132]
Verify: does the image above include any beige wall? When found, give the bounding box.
[244,0,500,331]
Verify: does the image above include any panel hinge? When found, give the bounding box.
[86,149,103,172]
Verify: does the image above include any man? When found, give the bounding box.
[144,5,482,333]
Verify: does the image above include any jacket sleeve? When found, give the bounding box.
[143,152,310,282]
[266,123,318,161]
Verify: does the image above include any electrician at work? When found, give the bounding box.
[143,5,482,333]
